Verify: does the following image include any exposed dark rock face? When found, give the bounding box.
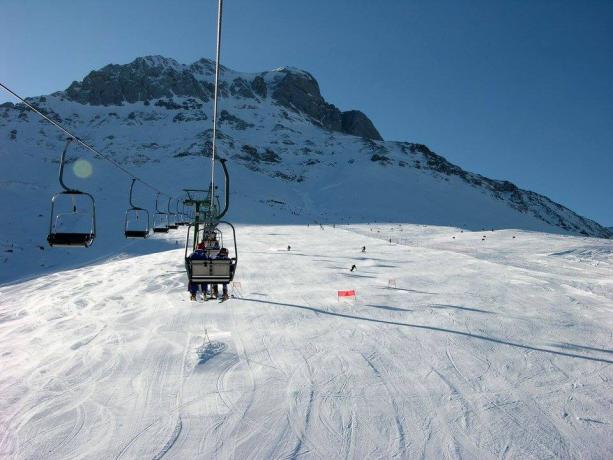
[251,76,267,98]
[271,69,381,140]
[261,148,281,163]
[371,153,392,164]
[235,145,281,164]
[272,70,342,131]
[219,110,253,130]
[65,57,211,105]
[230,78,255,99]
[341,110,382,141]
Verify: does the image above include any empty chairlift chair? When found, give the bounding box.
[152,193,169,233]
[124,178,150,238]
[167,197,179,230]
[47,138,96,248]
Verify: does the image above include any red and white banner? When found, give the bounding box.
[337,290,356,300]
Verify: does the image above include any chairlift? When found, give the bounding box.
[183,2,239,287]
[47,138,96,247]
[124,178,150,238]
[185,221,237,283]
[152,193,169,233]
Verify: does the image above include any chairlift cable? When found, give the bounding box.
[0,81,172,198]
[209,0,223,216]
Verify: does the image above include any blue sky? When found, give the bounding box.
[1,0,611,225]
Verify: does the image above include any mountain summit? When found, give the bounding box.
[61,56,383,141]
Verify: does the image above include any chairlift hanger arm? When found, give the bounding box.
[216,158,230,220]
[128,178,139,209]
[218,220,237,263]
[155,193,165,214]
[57,137,78,193]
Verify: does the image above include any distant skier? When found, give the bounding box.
[350,264,357,272]
[361,246,366,253]
[287,245,291,251]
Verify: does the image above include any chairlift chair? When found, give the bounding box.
[152,193,169,233]
[185,221,237,284]
[47,138,96,248]
[124,178,150,238]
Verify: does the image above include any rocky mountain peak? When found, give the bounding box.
[270,67,382,140]
[59,56,383,140]
[134,55,184,70]
[64,55,209,106]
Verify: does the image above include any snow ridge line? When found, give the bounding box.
[152,418,183,460]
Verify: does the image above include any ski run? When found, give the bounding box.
[1,223,611,459]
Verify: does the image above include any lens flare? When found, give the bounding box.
[73,159,93,178]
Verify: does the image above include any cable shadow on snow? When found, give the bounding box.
[366,304,413,312]
[382,287,438,295]
[240,298,613,365]
[348,257,407,264]
[430,304,494,314]
[550,342,613,355]
[342,273,377,279]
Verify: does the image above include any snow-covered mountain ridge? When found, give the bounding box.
[60,55,382,141]
[0,55,610,281]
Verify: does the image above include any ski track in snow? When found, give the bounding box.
[0,223,612,459]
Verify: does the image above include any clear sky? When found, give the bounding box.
[1,0,611,225]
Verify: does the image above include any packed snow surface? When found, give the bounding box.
[1,223,612,458]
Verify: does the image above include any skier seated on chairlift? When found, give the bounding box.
[206,236,220,249]
[188,242,210,300]
[204,234,220,255]
[211,247,231,301]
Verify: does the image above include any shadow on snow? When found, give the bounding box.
[240,297,613,365]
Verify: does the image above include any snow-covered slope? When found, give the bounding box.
[1,224,612,458]
[0,56,610,283]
